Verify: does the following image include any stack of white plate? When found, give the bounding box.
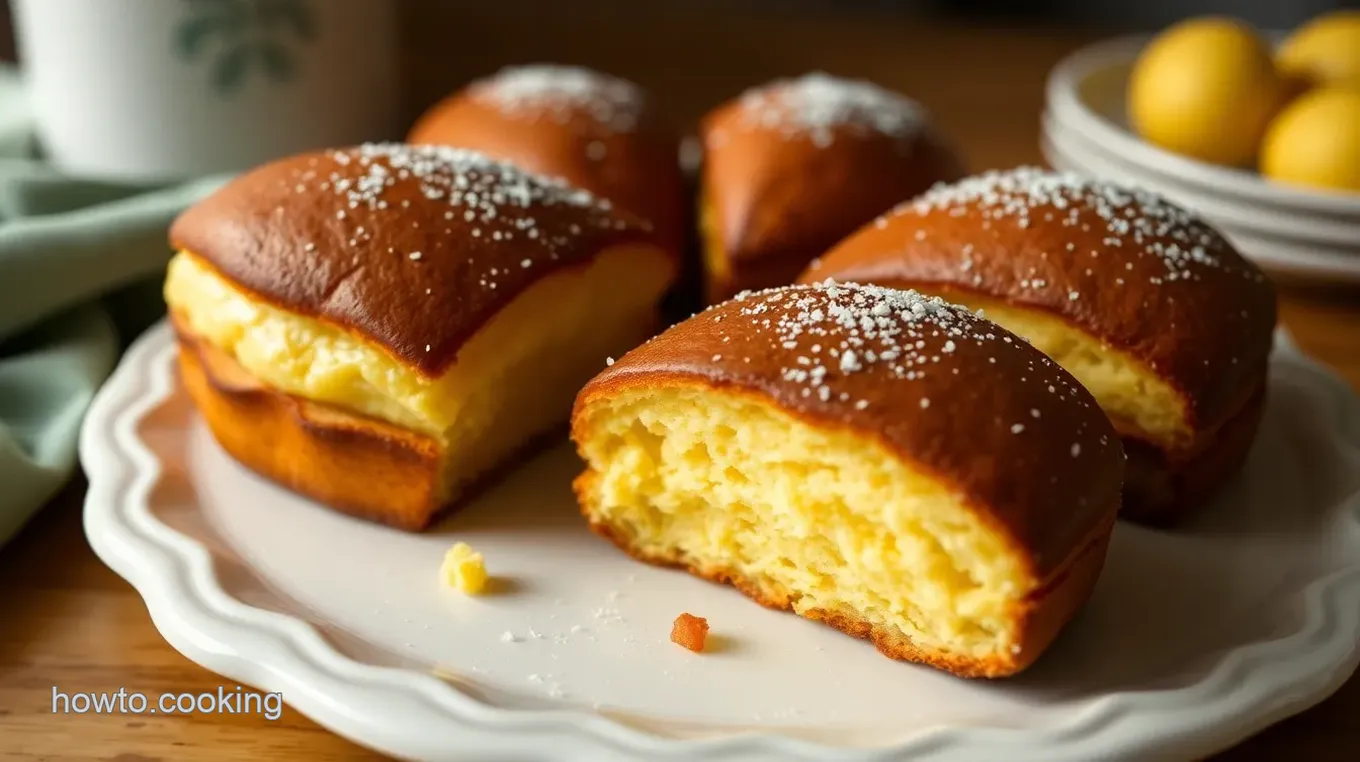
[1041,36,1360,284]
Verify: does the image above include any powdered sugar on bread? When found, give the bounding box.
[732,72,926,147]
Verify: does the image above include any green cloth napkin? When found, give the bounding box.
[0,65,230,547]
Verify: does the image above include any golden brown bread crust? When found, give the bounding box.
[801,167,1277,437]
[700,74,964,303]
[173,312,444,531]
[572,282,1124,585]
[169,143,665,378]
[174,312,569,531]
[1122,382,1266,524]
[578,477,1113,677]
[408,66,687,258]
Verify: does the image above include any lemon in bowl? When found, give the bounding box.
[1127,17,1286,167]
[1277,10,1360,89]
[1261,87,1360,193]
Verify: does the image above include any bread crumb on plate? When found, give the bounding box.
[671,613,709,652]
[440,542,488,594]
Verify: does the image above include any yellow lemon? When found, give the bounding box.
[1278,11,1360,89]
[1128,17,1286,167]
[1261,87,1360,192]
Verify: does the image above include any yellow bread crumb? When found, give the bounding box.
[575,385,1030,659]
[164,245,669,506]
[936,292,1190,448]
[441,542,488,594]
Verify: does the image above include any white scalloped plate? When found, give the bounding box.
[81,321,1360,762]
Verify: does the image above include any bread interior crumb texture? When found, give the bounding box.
[165,246,668,503]
[576,383,1032,659]
[941,292,1188,447]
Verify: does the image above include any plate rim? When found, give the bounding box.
[80,321,1360,762]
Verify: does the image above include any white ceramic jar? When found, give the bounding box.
[11,0,401,181]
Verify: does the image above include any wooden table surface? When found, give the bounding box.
[2,5,1358,760]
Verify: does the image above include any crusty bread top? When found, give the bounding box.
[170,143,662,378]
[803,167,1277,431]
[700,72,964,268]
[576,281,1123,577]
[408,65,686,254]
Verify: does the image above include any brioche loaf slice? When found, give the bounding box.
[571,281,1124,676]
[804,167,1276,522]
[167,143,674,530]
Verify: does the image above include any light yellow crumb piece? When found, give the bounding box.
[440,542,488,594]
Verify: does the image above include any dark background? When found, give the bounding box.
[0,0,1354,65]
[785,0,1351,28]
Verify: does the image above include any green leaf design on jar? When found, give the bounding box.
[174,0,317,95]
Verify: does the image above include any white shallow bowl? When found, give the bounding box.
[1043,36,1360,284]
[82,322,1360,762]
